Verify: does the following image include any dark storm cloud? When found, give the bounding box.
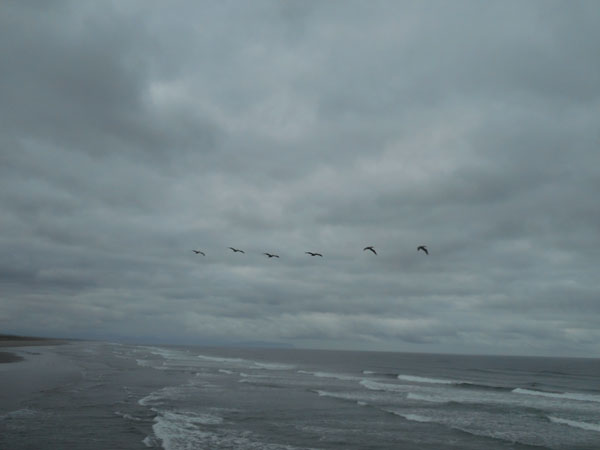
[1,0,599,356]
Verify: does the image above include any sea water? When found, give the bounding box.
[1,342,599,449]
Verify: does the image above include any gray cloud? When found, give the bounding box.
[1,0,599,356]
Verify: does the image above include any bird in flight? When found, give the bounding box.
[305,252,323,257]
[264,253,280,258]
[228,247,245,253]
[363,246,377,255]
[417,245,428,255]
[192,250,205,256]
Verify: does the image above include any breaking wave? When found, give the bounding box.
[513,388,600,403]
[298,370,361,381]
[548,416,600,433]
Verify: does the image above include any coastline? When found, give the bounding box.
[0,334,71,347]
[0,351,24,363]
[0,335,71,365]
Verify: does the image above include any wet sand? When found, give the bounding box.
[0,336,70,364]
[0,352,25,363]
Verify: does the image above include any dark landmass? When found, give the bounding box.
[0,333,72,349]
[0,334,74,365]
[0,333,54,341]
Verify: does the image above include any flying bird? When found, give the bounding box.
[228,247,245,253]
[192,250,205,256]
[417,245,428,255]
[264,253,280,258]
[363,246,377,255]
[305,252,323,257]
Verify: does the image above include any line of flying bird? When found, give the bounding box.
[192,245,429,257]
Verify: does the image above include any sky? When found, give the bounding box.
[1,0,599,357]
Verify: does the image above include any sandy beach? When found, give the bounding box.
[0,335,70,363]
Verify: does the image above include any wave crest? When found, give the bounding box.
[548,416,600,433]
[513,388,600,403]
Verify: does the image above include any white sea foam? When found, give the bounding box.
[407,392,448,403]
[218,369,234,374]
[360,379,411,393]
[314,389,376,405]
[163,410,223,425]
[548,416,600,432]
[513,388,600,403]
[115,410,145,422]
[316,390,346,398]
[136,359,155,367]
[135,356,170,370]
[143,347,189,360]
[397,374,456,385]
[197,354,248,365]
[196,354,295,371]
[238,372,273,384]
[151,409,311,450]
[238,377,278,387]
[298,370,360,381]
[139,386,189,406]
[386,410,432,423]
[152,410,216,450]
[253,362,295,370]
[142,435,159,447]
[140,348,213,371]
[362,370,375,375]
[240,372,269,378]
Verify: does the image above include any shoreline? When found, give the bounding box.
[0,351,25,363]
[0,339,71,348]
[0,335,72,364]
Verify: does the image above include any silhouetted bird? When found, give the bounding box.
[228,247,245,253]
[363,246,377,255]
[417,245,428,255]
[305,252,323,257]
[192,250,205,256]
[264,253,279,258]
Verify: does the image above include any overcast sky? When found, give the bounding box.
[1,1,599,357]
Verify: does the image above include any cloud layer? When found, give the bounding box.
[1,1,599,356]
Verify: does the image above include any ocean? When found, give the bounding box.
[1,341,599,449]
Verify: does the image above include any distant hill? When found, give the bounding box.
[0,334,52,341]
